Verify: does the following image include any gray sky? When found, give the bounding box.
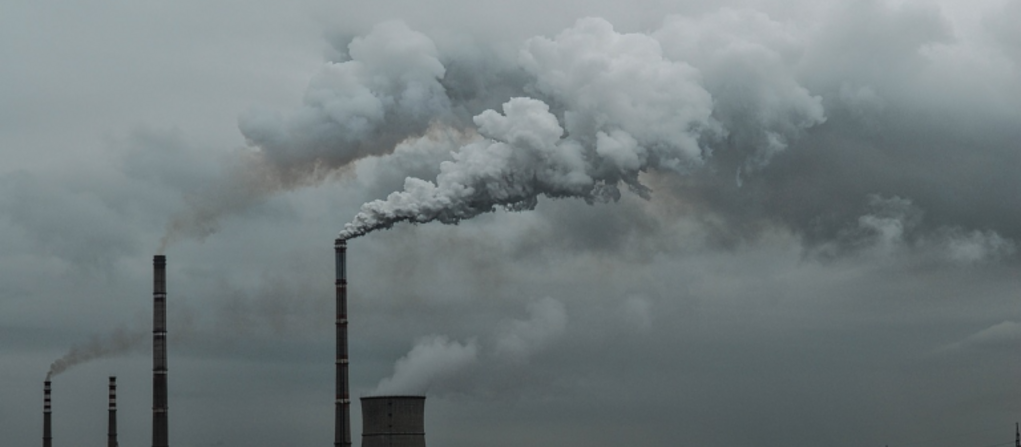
[2,0,1020,446]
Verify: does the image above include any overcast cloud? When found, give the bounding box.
[1,1,1019,447]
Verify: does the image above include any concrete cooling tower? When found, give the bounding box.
[361,396,426,447]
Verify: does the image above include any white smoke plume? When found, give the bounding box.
[237,20,453,173]
[132,13,830,247]
[45,326,146,381]
[655,9,826,174]
[373,335,480,395]
[338,17,824,239]
[372,297,567,395]
[158,20,458,252]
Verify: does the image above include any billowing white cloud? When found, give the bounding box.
[339,17,828,239]
[656,9,826,172]
[372,335,479,395]
[372,298,567,395]
[239,20,452,173]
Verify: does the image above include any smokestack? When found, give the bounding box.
[335,239,351,447]
[43,381,51,447]
[360,396,427,447]
[153,255,169,447]
[108,377,118,447]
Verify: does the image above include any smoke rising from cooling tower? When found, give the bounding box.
[373,297,567,395]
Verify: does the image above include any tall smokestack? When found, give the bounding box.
[335,239,351,447]
[108,377,118,447]
[43,381,51,447]
[361,396,427,447]
[153,255,169,447]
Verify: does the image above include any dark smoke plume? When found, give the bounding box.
[45,327,146,380]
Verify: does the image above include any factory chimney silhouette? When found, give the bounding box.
[153,255,169,447]
[335,239,351,447]
[109,377,118,447]
[42,380,51,447]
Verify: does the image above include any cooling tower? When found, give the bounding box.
[335,239,351,447]
[43,381,51,447]
[109,377,118,447]
[153,255,169,447]
[361,396,427,447]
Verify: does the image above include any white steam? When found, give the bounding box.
[146,15,831,246]
[656,9,826,172]
[238,20,453,174]
[159,21,458,251]
[373,335,479,395]
[339,17,824,239]
[372,298,567,395]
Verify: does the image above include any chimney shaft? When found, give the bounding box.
[153,255,169,447]
[109,377,118,447]
[43,381,51,447]
[335,239,351,447]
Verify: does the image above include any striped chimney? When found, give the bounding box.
[335,239,351,447]
[108,377,118,447]
[43,381,52,447]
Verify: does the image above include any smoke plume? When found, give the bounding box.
[373,297,567,395]
[373,335,480,395]
[157,20,459,251]
[136,14,828,246]
[338,17,823,239]
[126,6,1021,262]
[45,326,146,380]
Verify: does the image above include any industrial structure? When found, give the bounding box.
[361,396,427,447]
[335,239,352,447]
[336,240,428,447]
[109,377,118,447]
[153,255,169,447]
[35,243,433,447]
[43,380,51,447]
